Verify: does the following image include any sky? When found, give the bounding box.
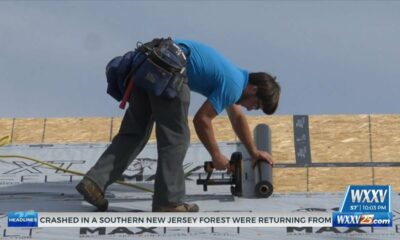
[1,1,399,118]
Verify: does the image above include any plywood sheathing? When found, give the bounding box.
[273,168,308,192]
[0,119,13,141]
[370,115,400,162]
[12,118,45,144]
[309,115,370,163]
[247,116,295,163]
[308,167,373,192]
[6,115,400,164]
[374,167,400,191]
[3,115,400,193]
[43,118,111,143]
[111,117,123,140]
[187,116,237,143]
[111,117,162,143]
[108,116,256,144]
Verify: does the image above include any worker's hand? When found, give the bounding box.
[212,153,230,171]
[251,150,274,168]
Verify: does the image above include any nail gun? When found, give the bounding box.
[196,151,273,198]
[196,151,243,196]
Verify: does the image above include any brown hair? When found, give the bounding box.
[249,72,281,115]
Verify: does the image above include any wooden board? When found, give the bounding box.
[273,168,307,192]
[0,119,13,141]
[370,115,400,162]
[110,117,122,140]
[374,167,400,191]
[109,116,293,157]
[109,115,294,163]
[188,116,237,143]
[247,116,295,163]
[12,118,45,144]
[4,115,400,193]
[111,117,158,143]
[308,167,373,192]
[309,115,370,163]
[44,118,111,143]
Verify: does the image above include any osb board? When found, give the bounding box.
[0,119,13,139]
[273,168,307,192]
[187,116,236,143]
[309,115,370,163]
[111,117,157,143]
[111,117,237,143]
[144,117,235,143]
[308,167,373,192]
[246,116,295,163]
[44,118,111,143]
[12,118,45,144]
[374,167,400,191]
[187,115,295,163]
[370,115,400,162]
[111,117,122,140]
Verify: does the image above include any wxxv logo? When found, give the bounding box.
[333,185,392,227]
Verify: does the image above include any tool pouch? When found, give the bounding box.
[105,37,188,102]
[134,37,188,98]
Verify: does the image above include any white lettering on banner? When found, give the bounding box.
[167,217,197,224]
[37,212,332,228]
[351,189,388,203]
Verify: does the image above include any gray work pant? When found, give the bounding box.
[85,83,190,208]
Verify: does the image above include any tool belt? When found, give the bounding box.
[105,37,188,109]
[134,37,188,98]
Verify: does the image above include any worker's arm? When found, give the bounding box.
[226,104,273,166]
[193,100,230,170]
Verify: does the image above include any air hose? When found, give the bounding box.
[0,135,154,193]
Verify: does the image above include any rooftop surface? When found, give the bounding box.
[0,143,398,239]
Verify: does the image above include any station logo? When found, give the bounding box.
[333,185,392,227]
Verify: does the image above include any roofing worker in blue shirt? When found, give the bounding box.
[76,38,281,212]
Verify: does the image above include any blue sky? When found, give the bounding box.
[1,1,399,118]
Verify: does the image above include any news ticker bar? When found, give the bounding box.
[8,212,332,228]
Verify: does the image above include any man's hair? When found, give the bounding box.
[249,72,281,115]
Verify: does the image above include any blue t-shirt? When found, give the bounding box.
[174,39,249,114]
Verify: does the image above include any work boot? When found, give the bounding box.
[76,178,108,211]
[152,203,199,212]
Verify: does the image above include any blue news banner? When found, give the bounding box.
[8,211,38,228]
[332,185,392,227]
[7,185,392,228]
